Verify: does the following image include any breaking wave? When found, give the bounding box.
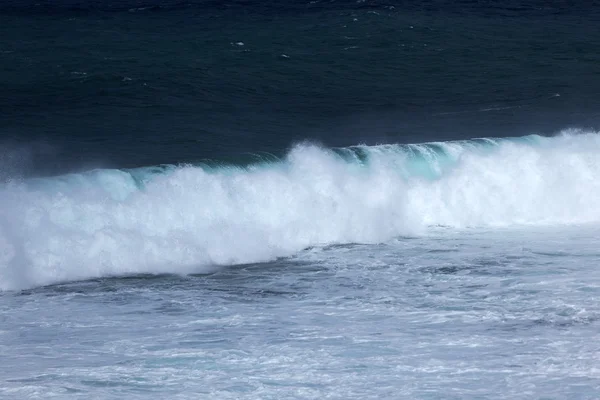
[2,130,600,290]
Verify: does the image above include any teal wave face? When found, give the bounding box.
[335,134,543,180]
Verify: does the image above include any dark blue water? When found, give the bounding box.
[2,0,600,176]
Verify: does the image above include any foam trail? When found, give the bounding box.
[2,130,600,290]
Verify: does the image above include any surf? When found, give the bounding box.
[1,129,600,290]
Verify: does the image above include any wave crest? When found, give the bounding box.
[2,130,600,290]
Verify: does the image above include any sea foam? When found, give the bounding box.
[2,130,600,290]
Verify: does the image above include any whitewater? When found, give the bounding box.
[1,130,600,291]
[3,131,600,399]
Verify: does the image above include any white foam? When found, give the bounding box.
[2,130,600,290]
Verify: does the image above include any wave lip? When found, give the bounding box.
[2,129,600,290]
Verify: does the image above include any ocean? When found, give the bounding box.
[1,1,600,398]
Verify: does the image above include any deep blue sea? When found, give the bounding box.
[2,1,600,398]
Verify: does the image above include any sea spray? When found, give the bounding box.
[1,130,600,290]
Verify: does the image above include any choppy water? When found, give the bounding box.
[2,1,600,398]
[2,226,600,399]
